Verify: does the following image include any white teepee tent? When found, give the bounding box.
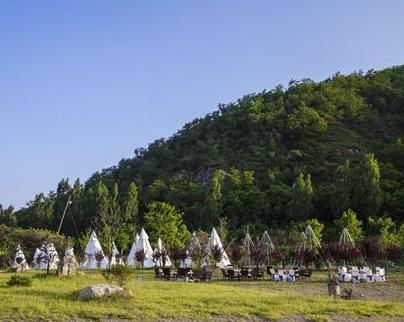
[81,231,108,269]
[127,233,140,266]
[153,237,172,267]
[110,242,122,266]
[183,231,201,268]
[12,245,29,271]
[32,243,60,270]
[206,227,231,268]
[127,228,154,267]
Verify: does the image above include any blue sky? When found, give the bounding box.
[1,1,403,208]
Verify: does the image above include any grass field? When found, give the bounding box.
[0,269,403,321]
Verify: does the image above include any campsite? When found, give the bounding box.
[1,2,404,321]
[1,225,404,321]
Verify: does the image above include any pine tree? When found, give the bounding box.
[288,173,313,221]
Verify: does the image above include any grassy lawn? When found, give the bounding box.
[0,269,403,321]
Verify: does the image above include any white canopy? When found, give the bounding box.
[206,227,231,268]
[127,228,154,267]
[110,242,122,266]
[153,237,172,267]
[127,233,140,266]
[81,231,108,269]
[183,232,200,268]
[32,243,60,270]
[13,245,29,270]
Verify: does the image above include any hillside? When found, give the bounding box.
[7,65,404,241]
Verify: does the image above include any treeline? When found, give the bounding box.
[1,65,404,253]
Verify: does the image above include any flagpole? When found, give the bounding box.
[57,195,72,235]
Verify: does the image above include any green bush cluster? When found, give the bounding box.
[7,275,33,287]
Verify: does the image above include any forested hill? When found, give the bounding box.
[4,65,404,241]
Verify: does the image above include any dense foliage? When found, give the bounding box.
[1,66,404,254]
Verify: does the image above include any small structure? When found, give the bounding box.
[12,245,30,272]
[205,227,231,268]
[32,243,60,270]
[241,233,255,266]
[110,242,123,266]
[127,228,154,268]
[261,231,276,266]
[81,231,108,269]
[153,237,172,267]
[59,247,78,276]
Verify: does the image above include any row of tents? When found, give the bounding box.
[12,225,361,271]
[12,227,233,271]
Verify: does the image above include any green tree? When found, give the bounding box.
[334,209,363,242]
[331,160,352,217]
[352,154,382,218]
[144,201,191,248]
[306,218,324,243]
[94,181,133,267]
[123,182,139,224]
[367,216,398,248]
[205,170,223,228]
[287,103,328,135]
[0,205,16,227]
[288,173,313,221]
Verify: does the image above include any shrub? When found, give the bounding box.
[7,274,33,287]
[102,264,134,287]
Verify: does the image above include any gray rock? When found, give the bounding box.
[78,284,124,300]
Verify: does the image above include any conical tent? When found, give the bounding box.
[241,233,255,266]
[127,228,154,267]
[339,228,355,248]
[110,242,122,266]
[153,237,172,267]
[206,228,231,268]
[261,231,276,266]
[81,231,108,269]
[304,225,321,251]
[127,234,139,267]
[13,245,29,271]
[339,227,366,266]
[32,243,60,270]
[183,232,200,268]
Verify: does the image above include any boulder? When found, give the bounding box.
[78,284,124,300]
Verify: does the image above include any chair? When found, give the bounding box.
[365,269,374,283]
[273,269,285,282]
[199,270,212,282]
[176,267,189,280]
[293,267,300,279]
[162,267,173,280]
[240,267,251,279]
[287,269,295,282]
[251,267,264,279]
[351,270,360,283]
[154,267,163,279]
[374,268,386,282]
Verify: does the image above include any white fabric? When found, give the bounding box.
[81,231,108,269]
[127,228,154,267]
[153,237,172,267]
[12,245,30,270]
[32,243,60,270]
[206,228,231,268]
[110,242,122,266]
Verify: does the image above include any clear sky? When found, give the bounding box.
[1,1,403,209]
